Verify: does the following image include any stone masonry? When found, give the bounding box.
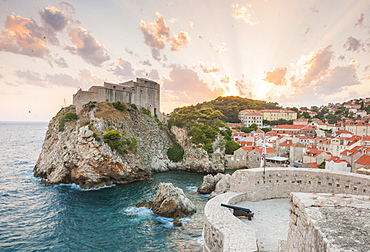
[202,168,370,251]
[73,77,160,116]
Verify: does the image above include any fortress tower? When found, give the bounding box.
[73,78,160,116]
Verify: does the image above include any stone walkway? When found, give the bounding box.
[236,198,290,252]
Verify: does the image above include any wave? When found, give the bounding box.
[186,186,198,192]
[51,183,116,191]
[123,207,154,217]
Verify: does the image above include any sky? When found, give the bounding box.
[0,0,370,121]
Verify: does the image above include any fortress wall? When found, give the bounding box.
[230,168,369,201]
[287,193,370,252]
[203,168,370,251]
[203,192,257,252]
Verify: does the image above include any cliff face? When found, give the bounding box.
[34,102,225,188]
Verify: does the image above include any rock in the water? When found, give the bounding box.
[209,174,231,199]
[197,173,225,194]
[152,182,196,219]
[135,199,153,208]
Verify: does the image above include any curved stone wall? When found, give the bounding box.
[231,167,369,201]
[203,168,370,251]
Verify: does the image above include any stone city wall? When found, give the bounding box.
[230,168,369,201]
[287,193,370,252]
[203,168,370,251]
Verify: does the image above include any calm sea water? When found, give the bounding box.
[0,122,209,251]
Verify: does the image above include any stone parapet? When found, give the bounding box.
[231,168,369,201]
[203,192,257,252]
[203,168,370,251]
[287,193,370,252]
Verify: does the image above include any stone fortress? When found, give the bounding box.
[203,168,370,251]
[73,78,160,116]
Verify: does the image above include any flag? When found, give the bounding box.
[260,137,266,168]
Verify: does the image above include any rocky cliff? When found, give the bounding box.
[34,102,225,188]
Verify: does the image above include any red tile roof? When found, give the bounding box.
[355,154,370,165]
[307,163,319,168]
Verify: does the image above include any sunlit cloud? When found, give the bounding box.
[231,3,257,25]
[140,12,170,61]
[213,42,227,53]
[220,75,230,83]
[0,14,51,57]
[199,61,219,73]
[301,45,333,84]
[170,31,190,51]
[66,27,110,66]
[163,67,223,103]
[264,67,287,86]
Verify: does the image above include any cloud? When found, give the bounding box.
[220,75,230,83]
[355,13,364,27]
[140,60,152,66]
[113,58,135,77]
[0,73,3,79]
[170,31,190,51]
[0,14,52,57]
[57,2,76,14]
[231,3,257,25]
[140,12,170,60]
[125,48,139,57]
[46,73,80,88]
[148,69,160,80]
[199,62,220,73]
[303,45,333,84]
[78,68,104,86]
[212,42,227,53]
[66,27,110,66]
[39,6,70,31]
[314,65,359,94]
[343,36,362,52]
[163,67,224,103]
[264,67,287,86]
[54,56,68,68]
[15,70,48,87]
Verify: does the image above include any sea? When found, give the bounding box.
[0,121,211,252]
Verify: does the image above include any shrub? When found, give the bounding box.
[130,104,138,110]
[93,132,101,142]
[103,130,125,154]
[63,112,78,121]
[112,101,126,111]
[167,143,184,162]
[141,108,151,117]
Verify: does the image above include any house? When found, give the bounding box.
[354,154,370,169]
[289,142,307,166]
[303,149,332,165]
[260,109,297,121]
[293,118,308,125]
[238,110,263,127]
[325,156,351,173]
[301,125,317,138]
[247,146,277,168]
[227,123,244,128]
[271,125,305,135]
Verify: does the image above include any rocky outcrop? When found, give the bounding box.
[34,102,226,189]
[170,126,224,173]
[198,173,231,199]
[151,182,196,219]
[34,103,171,188]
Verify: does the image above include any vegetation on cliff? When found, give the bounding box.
[193,96,281,123]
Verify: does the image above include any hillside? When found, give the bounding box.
[191,96,281,122]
